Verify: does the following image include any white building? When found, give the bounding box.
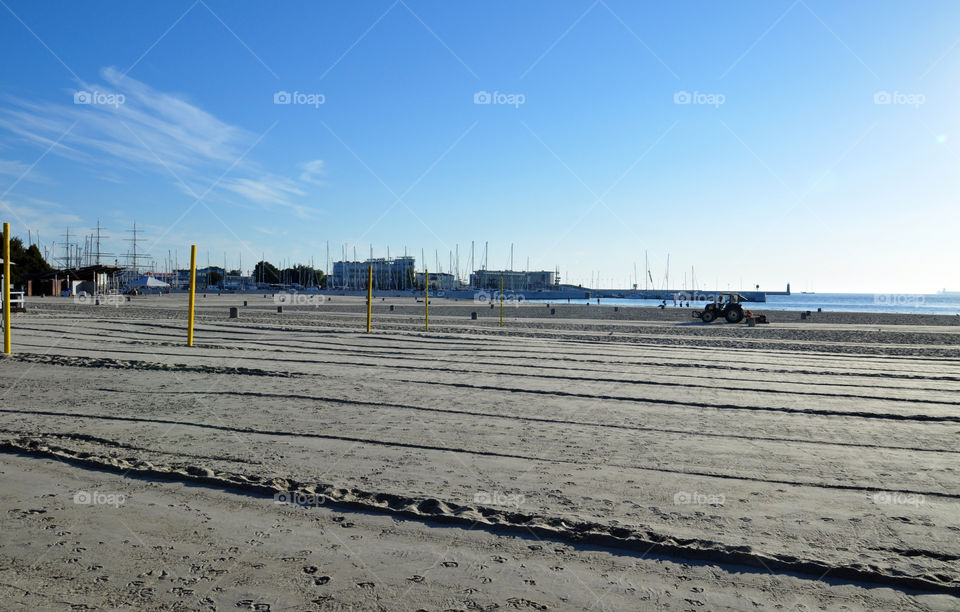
[331,257,416,290]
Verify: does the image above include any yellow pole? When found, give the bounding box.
[187,245,197,346]
[499,275,504,327]
[3,222,11,354]
[424,268,429,331]
[366,264,372,333]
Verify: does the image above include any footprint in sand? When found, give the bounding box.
[441,561,458,568]
[131,586,155,598]
[506,597,547,609]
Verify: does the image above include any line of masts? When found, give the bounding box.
[24,222,714,290]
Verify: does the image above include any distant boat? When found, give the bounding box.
[938,289,960,295]
[801,291,816,294]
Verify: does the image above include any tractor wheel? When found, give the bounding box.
[725,307,744,323]
[700,310,717,323]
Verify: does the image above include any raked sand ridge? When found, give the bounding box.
[1,294,958,610]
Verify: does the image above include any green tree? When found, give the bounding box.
[253,260,280,284]
[279,264,327,287]
[0,232,53,288]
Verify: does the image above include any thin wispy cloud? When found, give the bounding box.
[221,175,317,220]
[1,198,83,241]
[0,159,47,182]
[24,197,61,208]
[0,67,319,220]
[298,159,327,185]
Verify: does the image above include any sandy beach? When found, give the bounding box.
[1,294,958,610]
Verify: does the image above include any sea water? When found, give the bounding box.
[530,293,960,315]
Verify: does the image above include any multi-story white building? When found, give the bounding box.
[469,270,557,291]
[331,257,416,290]
[415,272,457,291]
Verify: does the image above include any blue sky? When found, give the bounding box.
[1,1,957,292]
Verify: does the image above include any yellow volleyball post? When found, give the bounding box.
[499,275,504,327]
[424,268,429,331]
[3,222,11,354]
[187,244,197,346]
[366,264,372,333]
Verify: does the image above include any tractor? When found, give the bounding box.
[692,293,747,323]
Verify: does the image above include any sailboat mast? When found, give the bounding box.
[644,250,648,291]
[666,253,670,290]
